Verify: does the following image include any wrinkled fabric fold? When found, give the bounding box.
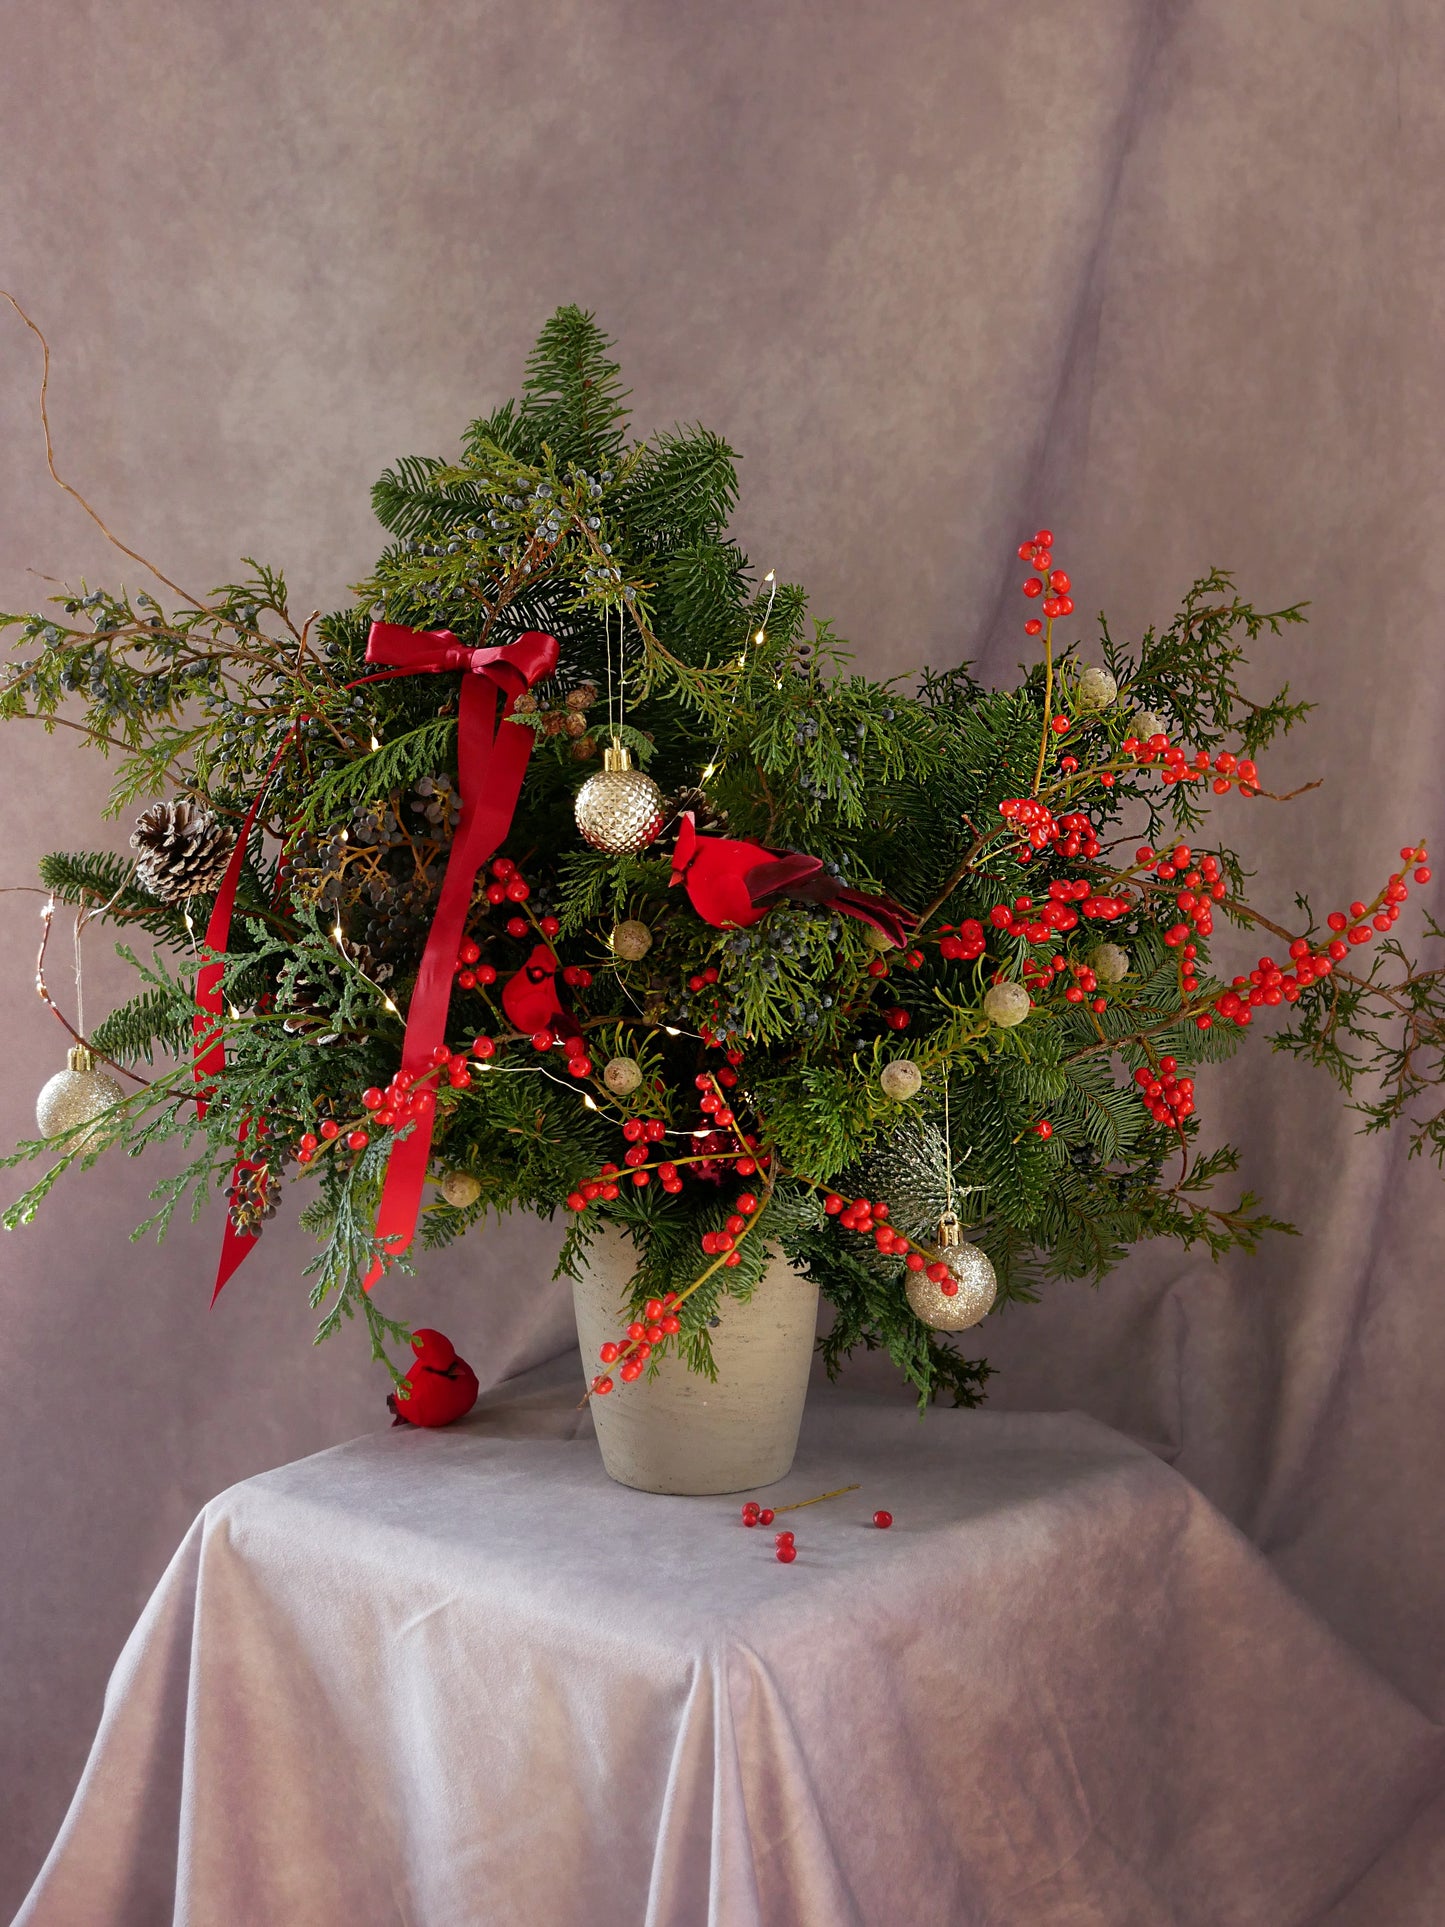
[16,1380,1444,1926]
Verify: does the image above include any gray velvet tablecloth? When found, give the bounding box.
[15,1368,1442,1927]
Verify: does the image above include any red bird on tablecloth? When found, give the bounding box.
[388,1328,479,1429]
[669,813,916,947]
[501,944,573,1038]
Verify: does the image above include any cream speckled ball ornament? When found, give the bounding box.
[1075,663,1118,711]
[603,1056,643,1096]
[982,980,1031,1028]
[35,1045,124,1150]
[609,919,653,961]
[1091,942,1130,984]
[879,1059,922,1101]
[574,744,664,855]
[439,1169,482,1208]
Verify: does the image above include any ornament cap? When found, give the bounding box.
[938,1209,962,1247]
[602,741,633,773]
[67,1044,94,1074]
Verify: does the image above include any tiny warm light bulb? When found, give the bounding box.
[383,996,400,1015]
[582,1093,598,1110]
[755,629,765,645]
[702,762,718,780]
[664,1026,681,1036]
[370,734,380,751]
[764,569,775,583]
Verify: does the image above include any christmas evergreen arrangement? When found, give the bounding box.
[3,304,1441,1410]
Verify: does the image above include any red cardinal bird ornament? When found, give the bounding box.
[388,1328,479,1429]
[669,814,916,948]
[501,945,572,1038]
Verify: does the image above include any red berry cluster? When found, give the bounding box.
[997,801,1104,865]
[482,855,532,908]
[1132,1055,1195,1128]
[452,941,498,993]
[567,1126,665,1207]
[998,795,1059,849]
[1059,960,1104,1008]
[1047,811,1102,860]
[1017,529,1074,633]
[820,1190,952,1284]
[1123,734,1260,795]
[700,1190,761,1265]
[740,1501,776,1526]
[590,1293,683,1395]
[938,920,987,961]
[1207,848,1431,1032]
[864,948,925,980]
[296,1065,441,1164]
[1320,846,1430,955]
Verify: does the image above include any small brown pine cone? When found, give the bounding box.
[130,799,235,902]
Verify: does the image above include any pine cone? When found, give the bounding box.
[131,800,235,902]
[669,785,729,831]
[227,1162,279,1236]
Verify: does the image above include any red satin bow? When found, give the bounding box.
[195,621,557,1304]
[360,622,558,1287]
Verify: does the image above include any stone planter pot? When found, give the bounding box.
[571,1224,820,1495]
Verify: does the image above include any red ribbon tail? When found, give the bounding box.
[193,729,296,1295]
[362,679,542,1289]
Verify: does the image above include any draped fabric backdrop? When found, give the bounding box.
[2,2,1442,1914]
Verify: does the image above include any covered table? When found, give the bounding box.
[16,1366,1442,1925]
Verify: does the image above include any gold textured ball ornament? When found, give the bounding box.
[982,980,1031,1028]
[603,1056,643,1096]
[574,744,664,856]
[35,1045,124,1150]
[439,1169,482,1208]
[906,1216,998,1331]
[609,918,653,961]
[879,1059,922,1102]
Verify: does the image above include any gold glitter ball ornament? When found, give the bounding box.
[906,1217,997,1331]
[610,918,653,961]
[602,1056,643,1096]
[574,744,664,856]
[982,980,1031,1028]
[439,1169,482,1208]
[35,1045,124,1150]
[879,1059,922,1102]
